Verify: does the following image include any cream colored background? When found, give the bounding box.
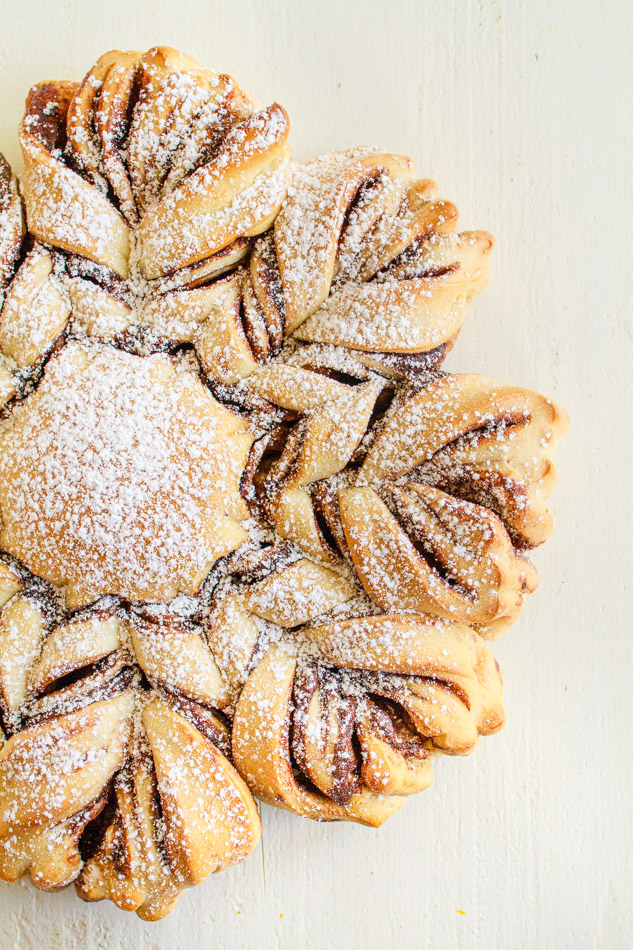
[0,1,630,948]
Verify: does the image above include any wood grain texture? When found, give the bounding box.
[0,0,631,947]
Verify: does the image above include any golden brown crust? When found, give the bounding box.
[231,612,505,817]
[18,48,290,284]
[137,103,291,278]
[0,155,24,295]
[191,152,493,388]
[0,610,261,919]
[20,81,131,277]
[231,646,405,826]
[339,482,538,631]
[0,345,253,608]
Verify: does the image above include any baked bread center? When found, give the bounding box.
[0,343,253,607]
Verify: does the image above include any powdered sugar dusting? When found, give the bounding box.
[0,42,569,922]
[0,343,251,607]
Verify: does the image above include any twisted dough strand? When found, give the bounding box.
[0,603,260,920]
[18,47,291,281]
[230,612,505,820]
[188,147,493,386]
[202,554,504,821]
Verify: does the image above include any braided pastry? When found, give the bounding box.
[0,591,259,920]
[218,560,505,818]
[0,46,567,919]
[19,47,290,282]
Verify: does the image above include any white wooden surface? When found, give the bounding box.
[1,1,631,947]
